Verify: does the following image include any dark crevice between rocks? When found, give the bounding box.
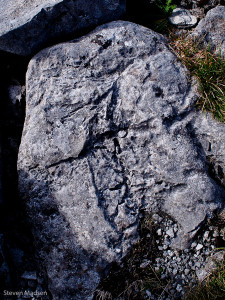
[162,108,192,128]
[207,156,225,188]
[87,140,131,235]
[45,126,130,170]
[0,51,51,299]
[87,158,119,230]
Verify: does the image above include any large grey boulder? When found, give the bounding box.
[18,21,225,299]
[0,0,126,56]
[192,5,225,56]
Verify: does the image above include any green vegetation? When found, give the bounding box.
[155,0,177,17]
[170,34,225,122]
[186,258,225,300]
[153,0,176,33]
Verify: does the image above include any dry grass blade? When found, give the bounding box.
[169,32,225,122]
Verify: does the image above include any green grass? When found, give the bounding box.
[152,0,176,34]
[186,258,225,300]
[170,34,225,122]
[155,0,177,17]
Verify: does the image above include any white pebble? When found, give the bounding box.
[191,242,197,248]
[166,228,174,238]
[146,289,152,297]
[157,228,162,236]
[176,284,183,292]
[184,269,190,275]
[203,231,209,240]
[196,244,203,251]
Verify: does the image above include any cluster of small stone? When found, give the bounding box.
[140,213,224,300]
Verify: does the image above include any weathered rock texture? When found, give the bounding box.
[196,250,225,281]
[180,0,225,10]
[0,0,126,56]
[192,114,225,188]
[18,21,225,299]
[192,5,225,56]
[169,8,197,28]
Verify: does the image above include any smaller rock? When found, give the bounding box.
[196,244,203,251]
[213,231,219,237]
[118,130,127,138]
[169,8,198,28]
[145,289,152,297]
[184,268,190,276]
[196,251,225,282]
[203,231,210,240]
[173,269,178,275]
[166,228,174,238]
[140,260,151,269]
[21,271,37,280]
[164,239,172,246]
[152,214,162,223]
[176,284,183,292]
[191,241,197,248]
[157,228,162,236]
[173,224,178,233]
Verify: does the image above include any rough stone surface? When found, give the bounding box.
[180,0,225,10]
[192,113,225,188]
[18,21,225,299]
[192,5,225,56]
[169,8,198,28]
[0,0,126,56]
[196,250,225,281]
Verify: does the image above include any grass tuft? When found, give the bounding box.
[169,33,225,122]
[185,257,225,300]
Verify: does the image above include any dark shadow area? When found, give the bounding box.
[0,51,47,298]
[15,169,114,300]
[125,0,181,30]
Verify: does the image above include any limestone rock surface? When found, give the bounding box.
[169,8,197,28]
[18,21,225,299]
[0,0,126,56]
[192,5,225,56]
[196,250,225,281]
